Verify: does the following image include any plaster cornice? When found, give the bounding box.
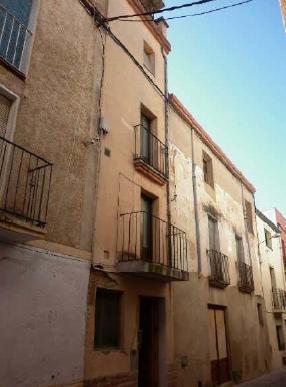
[169,93,256,194]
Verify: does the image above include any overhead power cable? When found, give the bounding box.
[115,0,255,22]
[107,0,221,21]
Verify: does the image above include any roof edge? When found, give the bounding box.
[169,93,256,194]
[128,0,171,54]
[256,209,281,234]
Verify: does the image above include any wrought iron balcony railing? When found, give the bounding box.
[0,136,52,227]
[272,288,286,311]
[208,249,230,288]
[118,211,188,274]
[0,4,32,73]
[134,125,168,180]
[237,261,254,293]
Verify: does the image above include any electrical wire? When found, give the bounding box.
[107,0,221,21]
[114,0,255,22]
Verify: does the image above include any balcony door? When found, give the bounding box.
[141,194,152,262]
[208,306,230,386]
[208,217,223,281]
[140,113,151,164]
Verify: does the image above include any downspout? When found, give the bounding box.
[253,194,265,298]
[240,181,252,267]
[161,46,173,387]
[190,127,202,274]
[161,47,171,228]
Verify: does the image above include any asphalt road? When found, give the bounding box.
[238,370,286,387]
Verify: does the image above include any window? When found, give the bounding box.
[143,41,155,74]
[235,235,244,262]
[141,193,153,261]
[208,216,219,251]
[244,200,253,234]
[276,325,285,351]
[257,303,264,326]
[270,267,277,290]
[0,0,33,72]
[0,94,11,138]
[140,113,152,162]
[265,229,272,249]
[202,151,214,187]
[282,240,286,259]
[94,288,121,349]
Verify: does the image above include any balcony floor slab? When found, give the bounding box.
[117,260,189,281]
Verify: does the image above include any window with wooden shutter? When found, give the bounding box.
[244,200,254,234]
[94,288,121,349]
[235,236,244,262]
[0,94,11,138]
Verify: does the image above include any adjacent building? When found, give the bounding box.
[169,95,271,386]
[0,1,285,387]
[256,209,286,370]
[264,208,286,269]
[280,0,286,28]
[0,0,107,386]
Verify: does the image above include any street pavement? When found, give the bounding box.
[238,370,286,387]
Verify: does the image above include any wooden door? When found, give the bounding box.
[208,307,230,386]
[138,297,159,387]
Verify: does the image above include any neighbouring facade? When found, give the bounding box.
[280,0,286,28]
[0,0,108,386]
[264,208,286,270]
[256,209,286,370]
[168,95,271,386]
[0,1,285,387]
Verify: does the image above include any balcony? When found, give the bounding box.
[134,125,168,185]
[117,211,189,281]
[208,249,230,289]
[272,288,286,313]
[237,261,254,294]
[0,4,32,75]
[0,136,52,242]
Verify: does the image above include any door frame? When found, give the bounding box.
[208,304,232,386]
[138,296,166,387]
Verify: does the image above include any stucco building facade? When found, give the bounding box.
[0,1,285,387]
[256,209,286,370]
[168,95,271,386]
[0,1,107,386]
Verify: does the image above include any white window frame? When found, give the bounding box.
[0,0,41,75]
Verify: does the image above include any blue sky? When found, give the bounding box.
[164,0,286,215]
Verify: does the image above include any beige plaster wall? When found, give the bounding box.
[0,0,107,251]
[169,105,271,385]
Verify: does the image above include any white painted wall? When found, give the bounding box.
[0,242,90,387]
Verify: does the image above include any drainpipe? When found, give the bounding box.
[253,194,265,299]
[161,47,171,228]
[190,127,202,274]
[240,181,252,267]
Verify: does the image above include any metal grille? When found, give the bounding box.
[134,124,168,178]
[118,211,188,273]
[0,94,10,138]
[0,135,52,227]
[208,249,230,288]
[272,288,286,311]
[237,261,254,293]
